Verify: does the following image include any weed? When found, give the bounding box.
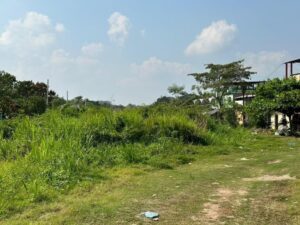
[0,105,248,217]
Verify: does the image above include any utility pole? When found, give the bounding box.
[66,90,69,102]
[46,79,49,107]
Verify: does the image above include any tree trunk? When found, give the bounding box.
[288,114,293,134]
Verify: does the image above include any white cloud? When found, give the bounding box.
[240,51,289,80]
[51,49,73,64]
[111,57,194,104]
[55,23,65,32]
[81,42,103,57]
[107,12,130,46]
[51,46,101,66]
[0,11,63,49]
[47,47,104,99]
[131,57,191,77]
[185,20,237,56]
[0,12,139,105]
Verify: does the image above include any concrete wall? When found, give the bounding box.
[293,74,300,81]
[236,111,244,125]
[270,112,289,130]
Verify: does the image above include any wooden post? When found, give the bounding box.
[242,86,246,126]
[46,79,49,107]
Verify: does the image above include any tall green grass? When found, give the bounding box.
[0,105,249,217]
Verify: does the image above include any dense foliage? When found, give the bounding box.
[246,78,300,131]
[0,105,248,217]
[0,71,61,118]
[189,60,256,108]
[165,60,256,126]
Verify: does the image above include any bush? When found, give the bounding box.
[0,105,247,217]
[245,99,272,128]
[222,107,238,127]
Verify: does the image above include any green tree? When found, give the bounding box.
[247,78,300,132]
[154,96,174,105]
[167,84,198,106]
[189,60,256,108]
[22,96,47,115]
[15,81,37,99]
[0,71,16,96]
[245,98,273,128]
[0,71,17,117]
[0,71,59,117]
[51,97,66,108]
[33,82,48,97]
[276,89,300,132]
[168,84,188,97]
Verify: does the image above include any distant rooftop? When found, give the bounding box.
[284,58,300,64]
[291,73,300,76]
[284,58,300,78]
[227,81,264,85]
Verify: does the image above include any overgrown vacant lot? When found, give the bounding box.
[1,135,300,225]
[0,107,299,224]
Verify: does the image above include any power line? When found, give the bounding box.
[265,64,283,79]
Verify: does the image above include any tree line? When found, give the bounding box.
[156,60,300,133]
[0,71,62,118]
[1,59,300,133]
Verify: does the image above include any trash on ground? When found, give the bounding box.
[144,211,159,220]
[240,157,249,161]
[224,164,232,168]
[267,160,282,164]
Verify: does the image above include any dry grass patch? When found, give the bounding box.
[243,174,296,182]
[190,187,248,224]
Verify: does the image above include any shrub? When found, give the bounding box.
[0,105,247,217]
[222,107,238,127]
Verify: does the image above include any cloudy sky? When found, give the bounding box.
[0,0,299,105]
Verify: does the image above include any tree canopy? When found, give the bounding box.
[0,71,61,118]
[189,60,256,108]
[247,78,300,131]
[168,84,188,97]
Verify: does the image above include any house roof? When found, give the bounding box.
[235,94,255,100]
[284,58,300,64]
[227,81,264,86]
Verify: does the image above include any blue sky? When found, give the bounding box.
[0,0,299,104]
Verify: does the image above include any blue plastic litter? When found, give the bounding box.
[144,211,159,219]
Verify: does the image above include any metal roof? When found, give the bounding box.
[223,81,265,87]
[284,58,300,64]
[235,94,256,100]
[291,73,300,76]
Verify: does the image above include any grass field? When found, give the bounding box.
[1,133,299,225]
